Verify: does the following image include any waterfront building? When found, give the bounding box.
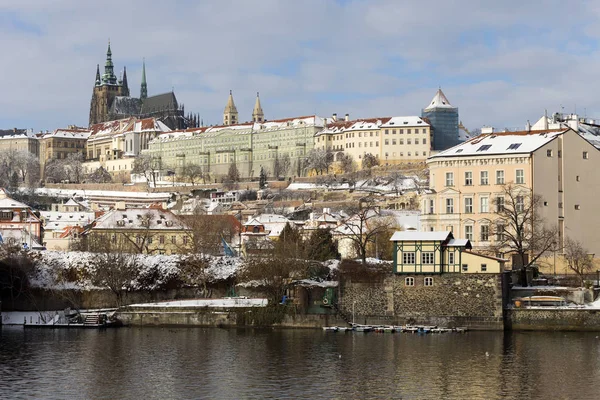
[144,115,323,180]
[390,230,505,274]
[0,189,43,249]
[420,127,600,257]
[314,115,432,166]
[421,88,459,151]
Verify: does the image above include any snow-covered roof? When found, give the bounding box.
[93,208,186,230]
[40,211,95,230]
[0,190,30,209]
[429,129,567,159]
[381,116,429,128]
[41,129,90,140]
[447,238,470,247]
[424,89,456,111]
[390,231,452,242]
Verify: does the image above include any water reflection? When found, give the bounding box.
[0,327,598,399]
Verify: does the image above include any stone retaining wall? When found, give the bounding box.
[507,308,600,331]
[338,274,504,330]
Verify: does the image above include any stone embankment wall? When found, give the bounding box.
[507,308,600,331]
[338,274,504,330]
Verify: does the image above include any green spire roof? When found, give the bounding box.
[140,58,148,100]
[101,40,117,85]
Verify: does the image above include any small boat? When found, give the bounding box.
[453,327,468,333]
[382,326,395,333]
[322,326,338,332]
[392,325,404,332]
[337,327,353,332]
[353,324,373,332]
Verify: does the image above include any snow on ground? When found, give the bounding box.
[128,298,268,308]
[31,251,244,291]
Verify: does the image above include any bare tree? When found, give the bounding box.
[273,154,291,179]
[0,239,35,308]
[337,200,395,264]
[491,183,557,269]
[64,153,85,183]
[133,154,161,187]
[87,166,113,183]
[306,149,333,175]
[563,237,594,286]
[362,153,380,172]
[240,254,310,302]
[339,154,355,174]
[181,163,204,185]
[85,235,138,307]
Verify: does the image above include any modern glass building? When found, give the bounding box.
[421,89,459,151]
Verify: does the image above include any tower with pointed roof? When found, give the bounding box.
[89,41,131,126]
[140,59,148,100]
[421,88,459,151]
[223,90,239,125]
[252,92,265,122]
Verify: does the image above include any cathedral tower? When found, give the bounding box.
[223,90,239,125]
[252,92,264,122]
[89,41,128,126]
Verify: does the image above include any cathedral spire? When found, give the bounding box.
[223,90,238,125]
[140,58,148,100]
[102,40,117,85]
[122,66,130,96]
[95,64,101,86]
[252,91,264,122]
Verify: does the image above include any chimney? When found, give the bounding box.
[332,113,337,121]
[526,120,531,132]
[481,126,495,134]
[345,113,349,122]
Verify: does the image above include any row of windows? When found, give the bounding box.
[404,277,434,286]
[402,252,435,264]
[384,138,427,146]
[440,195,522,214]
[384,128,428,135]
[385,151,428,157]
[446,170,524,187]
[402,251,457,265]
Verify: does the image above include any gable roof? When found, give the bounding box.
[429,129,568,159]
[390,230,452,242]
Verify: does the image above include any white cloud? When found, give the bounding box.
[0,0,599,131]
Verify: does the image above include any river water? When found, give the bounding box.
[0,327,598,399]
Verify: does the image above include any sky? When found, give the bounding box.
[1,0,600,132]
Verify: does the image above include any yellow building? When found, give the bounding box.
[421,127,600,257]
[39,128,90,173]
[86,207,189,255]
[314,115,432,166]
[390,230,505,275]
